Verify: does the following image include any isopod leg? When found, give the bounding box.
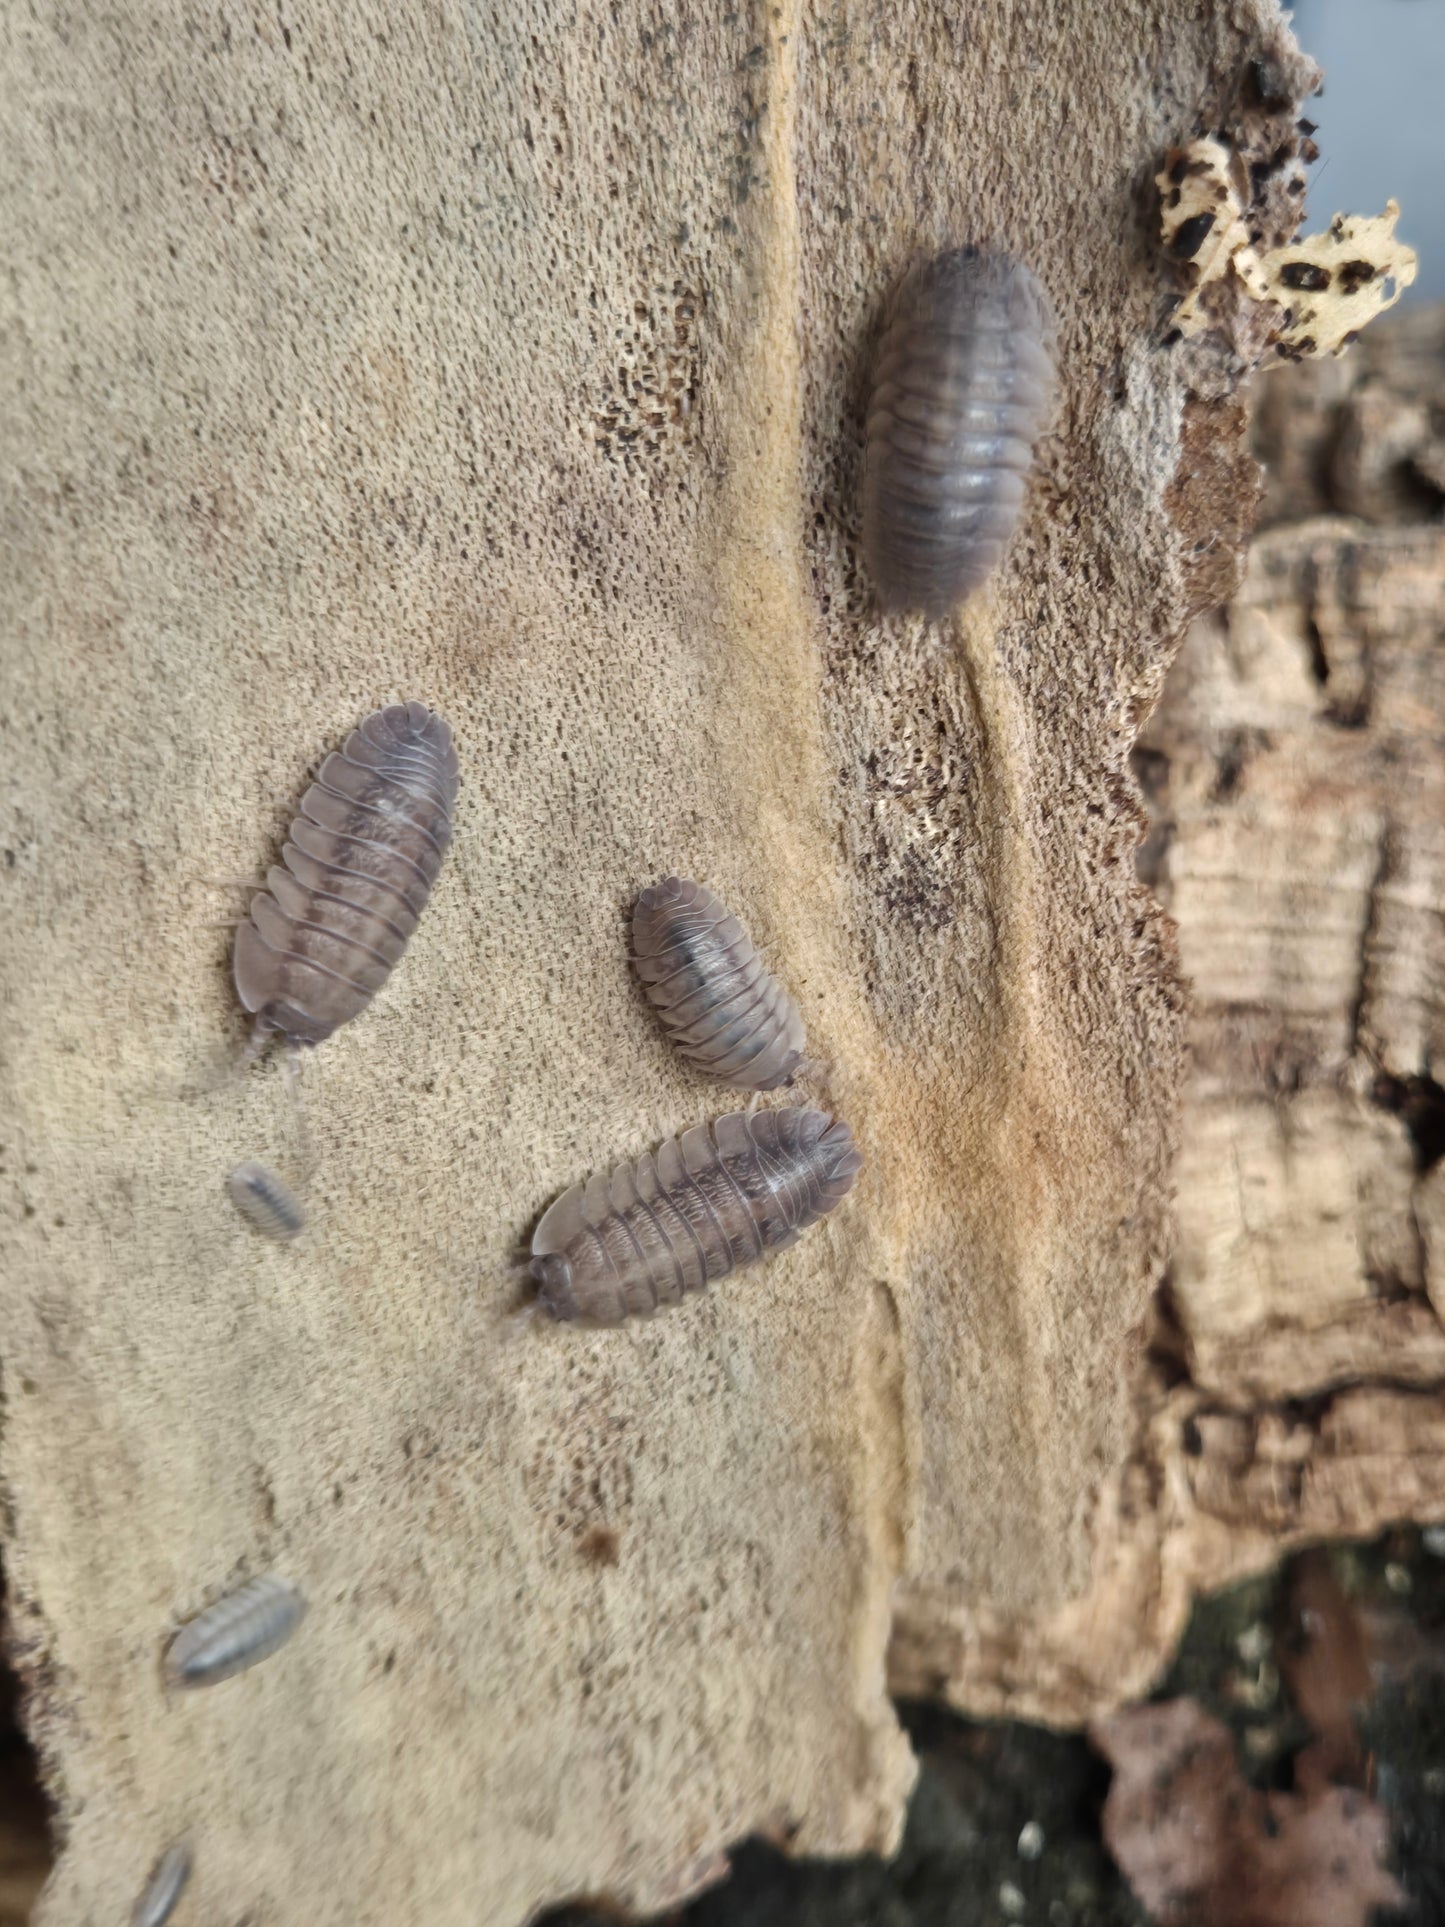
[172,1022,272,1100]
[240,1023,275,1071]
[280,1039,316,1182]
[500,1299,546,1347]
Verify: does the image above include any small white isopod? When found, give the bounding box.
[163,1575,306,1690]
[226,1161,305,1241]
[132,1839,192,1926]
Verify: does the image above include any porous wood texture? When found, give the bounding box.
[2,1,1311,1918]
[892,304,1445,1726]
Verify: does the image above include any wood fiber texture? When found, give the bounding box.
[893,305,1445,1726]
[1,0,1311,1918]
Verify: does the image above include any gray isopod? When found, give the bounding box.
[226,1161,305,1240]
[631,877,806,1092]
[163,1575,306,1690]
[233,702,459,1048]
[863,248,1055,616]
[131,1840,192,1927]
[531,1107,862,1325]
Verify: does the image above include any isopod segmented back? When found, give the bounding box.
[233,702,459,1048]
[632,877,806,1092]
[530,1107,862,1325]
[131,1840,192,1927]
[863,248,1055,617]
[163,1574,306,1690]
[226,1160,304,1241]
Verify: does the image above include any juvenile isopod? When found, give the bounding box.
[233,702,459,1048]
[530,1107,862,1325]
[132,1840,192,1927]
[226,1160,305,1241]
[863,248,1055,617]
[163,1575,306,1690]
[631,877,806,1092]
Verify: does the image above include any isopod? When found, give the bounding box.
[226,1160,304,1241]
[233,702,459,1047]
[163,1575,306,1690]
[132,1841,192,1927]
[863,248,1055,616]
[530,1107,862,1325]
[631,877,806,1092]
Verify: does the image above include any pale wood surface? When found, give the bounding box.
[2,1,1316,1917]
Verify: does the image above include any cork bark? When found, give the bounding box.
[893,303,1445,1727]
[2,1,1319,1919]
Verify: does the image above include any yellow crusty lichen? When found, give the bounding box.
[1158,137,1271,326]
[1261,204,1418,357]
[1158,138,1418,357]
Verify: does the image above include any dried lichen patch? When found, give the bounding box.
[1159,136,1271,326]
[1158,138,1417,357]
[1265,203,1418,358]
